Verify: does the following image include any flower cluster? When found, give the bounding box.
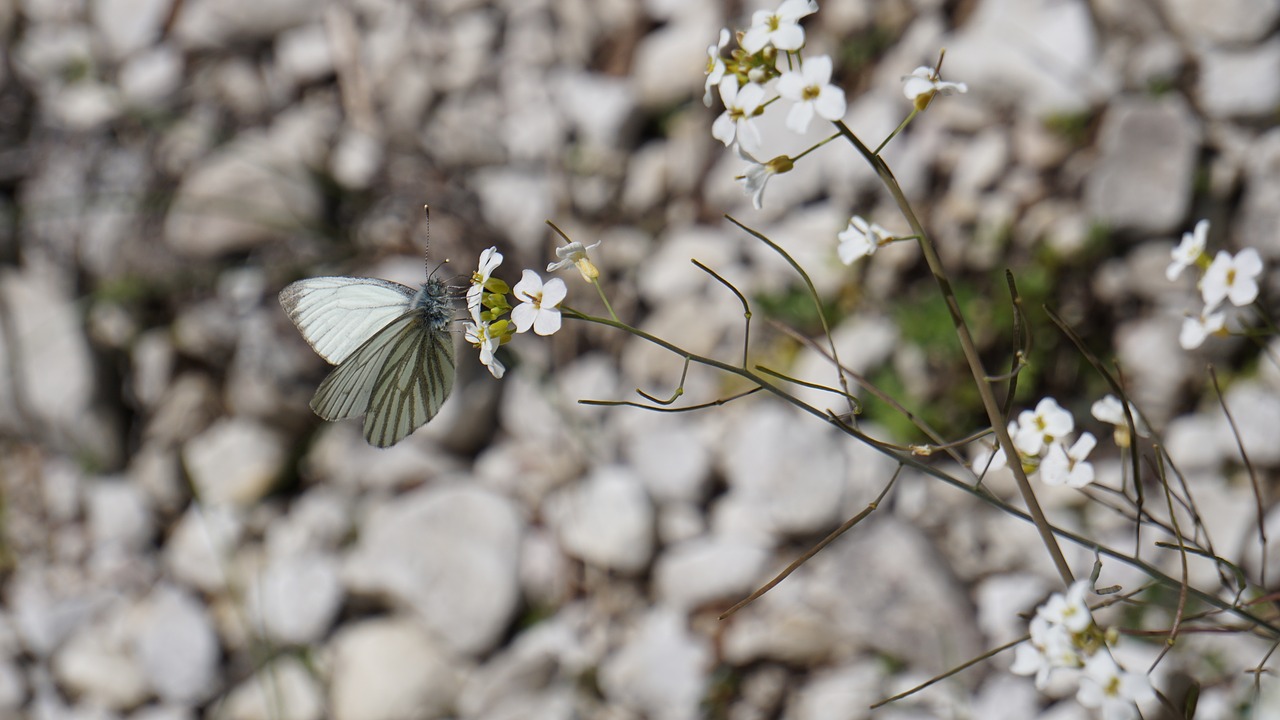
[1011,581,1154,720]
[1169,219,1264,349]
[988,397,1097,488]
[465,243,585,378]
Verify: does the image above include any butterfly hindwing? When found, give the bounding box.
[280,277,418,365]
[363,319,456,448]
[309,310,423,423]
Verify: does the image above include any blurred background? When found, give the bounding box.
[2,0,1280,717]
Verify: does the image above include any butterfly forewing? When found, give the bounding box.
[362,322,456,447]
[280,277,417,364]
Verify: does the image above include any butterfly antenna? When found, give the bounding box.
[422,204,431,274]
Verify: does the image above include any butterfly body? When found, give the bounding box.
[280,274,456,448]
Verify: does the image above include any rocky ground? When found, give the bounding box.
[2,0,1280,718]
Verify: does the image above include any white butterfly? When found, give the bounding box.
[280,272,456,447]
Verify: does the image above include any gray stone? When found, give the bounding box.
[343,484,522,655]
[943,0,1100,114]
[719,405,848,536]
[10,566,109,658]
[162,504,244,593]
[247,552,343,645]
[132,585,220,704]
[1085,97,1200,234]
[51,605,149,710]
[221,656,325,720]
[92,0,170,58]
[328,616,461,720]
[275,23,333,86]
[545,467,655,574]
[119,45,183,106]
[164,122,327,257]
[173,0,321,47]
[471,168,556,252]
[1212,380,1280,467]
[785,662,884,720]
[722,517,982,671]
[623,420,712,503]
[1158,0,1280,44]
[86,479,152,551]
[1239,128,1280,258]
[183,418,287,506]
[1198,40,1280,119]
[653,535,770,611]
[598,607,711,720]
[0,266,99,450]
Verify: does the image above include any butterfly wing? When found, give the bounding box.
[279,277,418,365]
[362,320,456,448]
[308,309,456,447]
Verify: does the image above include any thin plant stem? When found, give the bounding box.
[831,119,1075,586]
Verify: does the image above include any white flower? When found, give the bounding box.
[465,320,506,379]
[741,0,817,54]
[1201,248,1263,309]
[1012,397,1074,457]
[735,146,793,210]
[1091,395,1148,445]
[1167,219,1208,281]
[703,28,730,107]
[776,54,847,133]
[837,215,893,265]
[512,269,567,336]
[1038,580,1094,633]
[547,239,601,281]
[1040,433,1097,489]
[711,76,766,154]
[902,65,968,111]
[1012,614,1082,689]
[1179,307,1226,350]
[1077,652,1155,720]
[468,246,503,317]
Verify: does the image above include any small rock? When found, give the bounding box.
[86,478,152,551]
[164,129,324,257]
[1197,40,1280,119]
[132,585,220,704]
[653,535,770,611]
[162,504,244,593]
[275,23,333,86]
[131,705,195,720]
[10,566,108,658]
[545,467,655,575]
[598,607,711,720]
[623,420,712,503]
[0,266,98,451]
[343,484,522,656]
[943,0,1100,114]
[173,0,322,48]
[1212,380,1280,467]
[222,656,325,720]
[329,126,384,190]
[631,6,718,107]
[130,329,174,409]
[553,71,635,149]
[0,656,24,712]
[145,372,219,445]
[247,552,343,645]
[328,616,461,720]
[92,0,170,58]
[719,405,847,536]
[119,45,184,106]
[1239,128,1280,258]
[1084,97,1200,235]
[1160,0,1280,44]
[785,662,884,720]
[183,418,287,506]
[52,605,149,710]
[471,168,555,252]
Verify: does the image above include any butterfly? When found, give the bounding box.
[279,267,456,448]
